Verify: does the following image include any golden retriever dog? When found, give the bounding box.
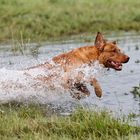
[29,32,129,99]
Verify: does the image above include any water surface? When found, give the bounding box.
[0,33,140,125]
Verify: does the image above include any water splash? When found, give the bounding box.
[0,61,105,105]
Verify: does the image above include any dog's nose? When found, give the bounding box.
[125,56,130,63]
[127,56,130,61]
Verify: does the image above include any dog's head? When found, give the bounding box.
[95,32,129,71]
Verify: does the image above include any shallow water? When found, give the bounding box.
[0,33,140,125]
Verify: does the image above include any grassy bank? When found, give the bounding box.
[0,103,140,140]
[1,0,140,42]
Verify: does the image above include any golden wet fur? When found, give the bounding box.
[30,32,129,99]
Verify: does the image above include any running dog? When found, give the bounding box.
[30,32,129,99]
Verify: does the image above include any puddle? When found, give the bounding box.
[0,33,140,125]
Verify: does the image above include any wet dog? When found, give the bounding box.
[30,32,129,99]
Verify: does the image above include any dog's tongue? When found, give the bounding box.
[111,61,122,70]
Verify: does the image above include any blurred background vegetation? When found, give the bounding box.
[1,0,140,42]
[0,1,140,139]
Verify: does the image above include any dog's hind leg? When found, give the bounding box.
[90,78,102,98]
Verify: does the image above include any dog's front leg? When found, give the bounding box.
[90,78,102,98]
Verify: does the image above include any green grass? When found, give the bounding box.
[0,103,140,140]
[131,84,140,98]
[1,0,140,42]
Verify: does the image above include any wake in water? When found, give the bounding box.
[0,60,105,105]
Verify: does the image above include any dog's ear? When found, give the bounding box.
[95,32,106,51]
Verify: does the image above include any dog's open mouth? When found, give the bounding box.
[107,60,122,71]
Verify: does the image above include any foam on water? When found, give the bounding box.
[0,60,105,106]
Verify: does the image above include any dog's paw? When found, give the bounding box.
[95,87,102,98]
